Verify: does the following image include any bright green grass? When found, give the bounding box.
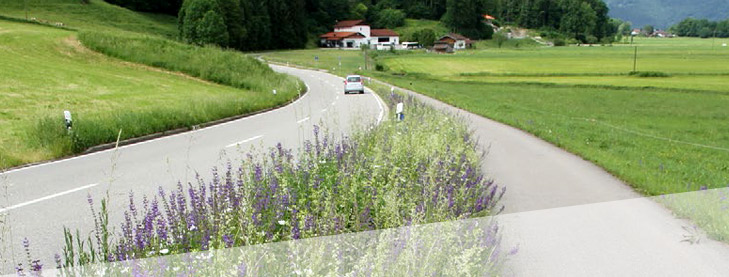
[0,0,177,37]
[380,39,729,77]
[393,19,450,40]
[450,75,729,93]
[371,75,729,196]
[0,20,298,168]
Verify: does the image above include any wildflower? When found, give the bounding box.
[278,220,287,226]
[159,249,170,255]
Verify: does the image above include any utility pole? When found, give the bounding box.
[633,46,638,72]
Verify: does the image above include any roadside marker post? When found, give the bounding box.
[396,102,404,121]
[63,110,73,131]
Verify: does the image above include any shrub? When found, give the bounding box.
[178,0,228,47]
[553,38,566,46]
[628,71,671,77]
[375,8,406,29]
[412,28,436,47]
[492,32,508,48]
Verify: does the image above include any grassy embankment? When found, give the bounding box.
[0,11,300,168]
[0,0,177,37]
[262,36,729,241]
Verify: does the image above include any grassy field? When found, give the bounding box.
[0,0,177,37]
[0,19,299,168]
[262,36,729,241]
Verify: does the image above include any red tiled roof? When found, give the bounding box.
[320,32,366,41]
[371,29,399,37]
[334,20,366,28]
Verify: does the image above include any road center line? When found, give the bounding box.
[0,183,99,213]
[297,117,310,124]
[226,135,263,148]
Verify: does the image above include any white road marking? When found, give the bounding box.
[297,117,310,124]
[0,183,99,213]
[370,89,386,124]
[226,135,264,148]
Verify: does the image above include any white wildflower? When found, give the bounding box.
[159,249,169,255]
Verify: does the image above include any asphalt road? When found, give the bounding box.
[370,79,729,276]
[0,65,385,272]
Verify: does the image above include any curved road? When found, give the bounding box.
[4,63,729,275]
[372,80,729,276]
[0,65,385,272]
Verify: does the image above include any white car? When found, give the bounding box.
[344,75,364,94]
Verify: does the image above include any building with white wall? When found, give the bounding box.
[320,20,399,49]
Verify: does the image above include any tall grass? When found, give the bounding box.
[46,86,508,275]
[78,31,298,94]
[28,31,303,156]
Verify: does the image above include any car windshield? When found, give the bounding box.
[347,76,361,82]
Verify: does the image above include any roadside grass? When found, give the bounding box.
[0,20,300,169]
[48,84,508,275]
[658,188,729,242]
[371,75,729,195]
[260,48,368,76]
[262,37,729,241]
[0,0,177,37]
[78,31,300,94]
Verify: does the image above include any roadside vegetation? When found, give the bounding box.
[262,36,729,241]
[46,84,508,275]
[0,20,301,169]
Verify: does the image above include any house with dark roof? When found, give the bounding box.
[438,33,473,50]
[320,20,400,49]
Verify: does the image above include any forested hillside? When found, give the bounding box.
[4,0,621,50]
[604,0,729,28]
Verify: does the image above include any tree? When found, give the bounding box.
[374,8,406,29]
[179,0,229,47]
[412,28,436,47]
[560,0,597,42]
[443,0,490,39]
[492,32,508,48]
[351,3,368,20]
[642,25,654,36]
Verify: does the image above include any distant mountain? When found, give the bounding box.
[604,0,729,29]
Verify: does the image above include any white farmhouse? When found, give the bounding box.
[320,20,399,49]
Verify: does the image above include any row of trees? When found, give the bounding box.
[119,0,620,49]
[670,18,729,38]
[178,0,307,51]
[105,0,183,15]
[438,0,615,42]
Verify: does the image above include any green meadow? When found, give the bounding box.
[0,18,299,169]
[263,36,729,240]
[0,0,177,37]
